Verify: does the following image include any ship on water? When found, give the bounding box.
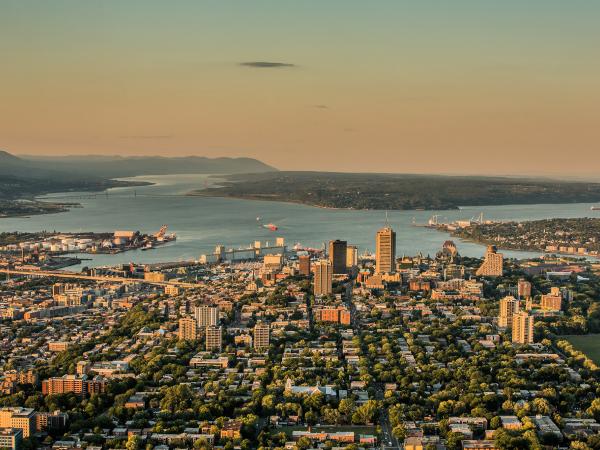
[591,206,600,211]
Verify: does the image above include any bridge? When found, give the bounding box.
[0,268,198,289]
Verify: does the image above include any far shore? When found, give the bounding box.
[186,189,460,212]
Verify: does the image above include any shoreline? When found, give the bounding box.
[186,190,460,212]
[0,179,153,220]
[443,232,599,260]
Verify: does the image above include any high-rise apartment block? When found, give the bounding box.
[314,259,333,296]
[499,296,520,328]
[541,294,562,311]
[178,317,198,340]
[512,311,535,344]
[376,226,396,274]
[517,279,532,299]
[253,321,270,350]
[328,240,347,274]
[205,325,222,352]
[0,407,35,438]
[194,305,219,328]
[298,254,311,276]
[476,245,503,277]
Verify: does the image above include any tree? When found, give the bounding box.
[296,436,311,450]
[126,434,140,450]
[352,400,378,425]
[392,423,406,440]
[446,432,464,450]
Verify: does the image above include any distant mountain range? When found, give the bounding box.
[0,150,277,214]
[19,153,277,178]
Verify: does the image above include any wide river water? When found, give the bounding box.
[1,174,599,269]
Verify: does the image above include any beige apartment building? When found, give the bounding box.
[512,311,535,344]
[314,259,333,296]
[178,317,198,340]
[476,245,503,277]
[498,296,519,328]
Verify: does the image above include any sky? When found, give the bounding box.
[1,1,599,175]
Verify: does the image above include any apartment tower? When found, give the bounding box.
[194,305,219,328]
[512,312,535,344]
[253,321,270,350]
[314,259,333,296]
[498,296,519,328]
[205,325,223,352]
[476,245,503,277]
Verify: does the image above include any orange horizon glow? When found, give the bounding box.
[1,2,599,176]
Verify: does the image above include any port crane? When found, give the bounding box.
[470,212,484,224]
[428,215,440,226]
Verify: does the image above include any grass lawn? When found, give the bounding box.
[564,334,600,364]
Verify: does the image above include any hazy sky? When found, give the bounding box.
[1,1,599,175]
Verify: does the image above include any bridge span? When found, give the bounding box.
[0,268,198,289]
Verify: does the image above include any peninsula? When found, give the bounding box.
[194,171,600,211]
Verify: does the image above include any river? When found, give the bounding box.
[1,174,598,269]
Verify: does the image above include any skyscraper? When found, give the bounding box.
[498,296,519,328]
[376,226,396,274]
[346,245,358,268]
[314,259,333,296]
[512,312,534,344]
[298,254,311,276]
[194,305,219,328]
[178,317,198,340]
[205,325,222,352]
[253,321,270,350]
[328,240,347,274]
[476,245,503,277]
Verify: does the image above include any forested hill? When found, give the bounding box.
[20,154,277,178]
[197,171,600,210]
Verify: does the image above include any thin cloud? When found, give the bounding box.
[239,61,296,68]
[120,135,174,140]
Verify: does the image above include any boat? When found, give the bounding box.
[591,206,600,211]
[141,242,154,251]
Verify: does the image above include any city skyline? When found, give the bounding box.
[2,1,600,176]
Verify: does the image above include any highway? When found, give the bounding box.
[0,268,198,289]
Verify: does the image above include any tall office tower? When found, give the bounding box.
[517,279,532,299]
[512,312,535,344]
[298,255,311,276]
[194,305,219,328]
[498,296,520,328]
[376,226,396,274]
[346,245,358,268]
[475,245,504,277]
[205,326,222,352]
[253,321,270,350]
[178,317,198,340]
[314,259,333,296]
[328,240,347,274]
